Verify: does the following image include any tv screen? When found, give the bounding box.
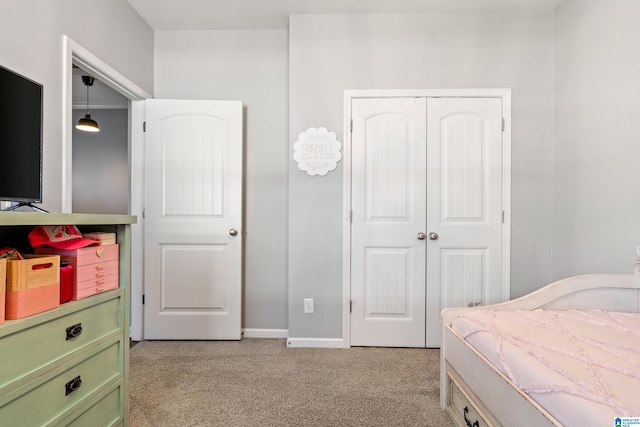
[0,65,43,205]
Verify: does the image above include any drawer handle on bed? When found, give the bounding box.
[463,406,479,427]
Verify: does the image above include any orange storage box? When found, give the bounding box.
[36,245,119,300]
[0,258,6,324]
[6,255,60,320]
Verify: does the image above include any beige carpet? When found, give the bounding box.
[129,339,454,427]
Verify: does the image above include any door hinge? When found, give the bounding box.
[501,211,505,223]
[501,118,505,132]
[350,119,353,132]
[349,209,353,223]
[143,121,146,132]
[142,294,145,305]
[142,208,146,219]
[349,300,352,313]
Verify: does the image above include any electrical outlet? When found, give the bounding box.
[304,298,314,314]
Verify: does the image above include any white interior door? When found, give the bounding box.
[143,99,243,340]
[425,97,504,347]
[350,95,504,348]
[350,97,427,347]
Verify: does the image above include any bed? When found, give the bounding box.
[440,274,640,427]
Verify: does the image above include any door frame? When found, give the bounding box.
[342,88,512,348]
[62,36,151,340]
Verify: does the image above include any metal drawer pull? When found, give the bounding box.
[65,323,83,340]
[463,406,479,427]
[65,375,82,396]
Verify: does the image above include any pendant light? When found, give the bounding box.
[76,75,100,132]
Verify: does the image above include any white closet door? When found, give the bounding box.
[350,96,505,348]
[425,97,504,347]
[351,97,427,347]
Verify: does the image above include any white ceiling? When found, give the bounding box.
[126,0,565,31]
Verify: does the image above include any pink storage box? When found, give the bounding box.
[36,245,119,300]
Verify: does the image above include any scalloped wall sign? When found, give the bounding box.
[293,127,342,176]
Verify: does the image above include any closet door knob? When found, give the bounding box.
[428,232,439,240]
[229,229,238,236]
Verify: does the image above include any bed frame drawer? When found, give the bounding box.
[447,372,496,427]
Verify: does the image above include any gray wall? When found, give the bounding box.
[154,29,289,331]
[553,0,640,277]
[0,0,153,212]
[72,108,129,214]
[7,1,639,342]
[288,13,555,339]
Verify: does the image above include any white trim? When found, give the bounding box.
[342,93,353,349]
[286,338,346,348]
[243,329,289,339]
[342,88,512,348]
[501,92,512,303]
[129,100,145,341]
[62,35,150,341]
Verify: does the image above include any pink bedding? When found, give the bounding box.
[451,309,640,427]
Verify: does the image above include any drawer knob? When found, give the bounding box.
[65,375,82,396]
[66,323,83,340]
[464,406,480,427]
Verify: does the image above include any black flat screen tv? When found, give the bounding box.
[0,65,43,208]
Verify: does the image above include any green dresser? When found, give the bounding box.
[0,213,135,426]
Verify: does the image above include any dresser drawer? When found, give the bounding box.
[75,259,118,282]
[37,244,119,265]
[447,373,493,427]
[0,292,122,389]
[57,379,123,427]
[74,275,119,300]
[0,339,122,426]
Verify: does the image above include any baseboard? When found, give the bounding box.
[242,328,289,339]
[286,337,346,348]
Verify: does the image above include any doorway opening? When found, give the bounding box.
[71,65,128,214]
[62,35,151,340]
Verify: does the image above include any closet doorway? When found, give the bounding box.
[345,90,511,348]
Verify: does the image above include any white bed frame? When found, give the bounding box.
[440,274,640,427]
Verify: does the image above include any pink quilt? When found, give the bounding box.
[451,309,640,427]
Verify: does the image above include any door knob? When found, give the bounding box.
[417,232,427,240]
[229,229,238,236]
[428,232,439,240]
